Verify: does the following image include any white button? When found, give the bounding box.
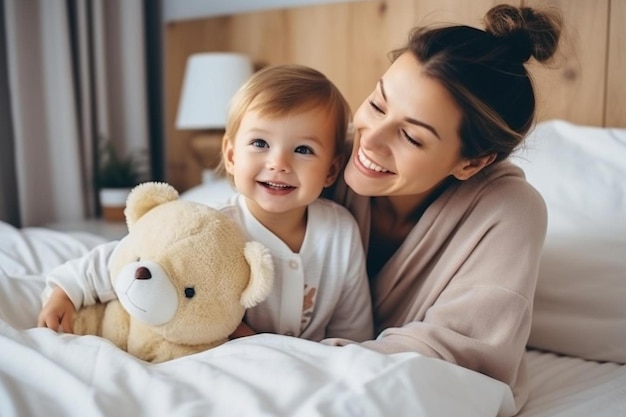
[288,260,298,270]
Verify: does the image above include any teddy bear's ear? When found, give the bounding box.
[240,241,274,308]
[124,182,179,229]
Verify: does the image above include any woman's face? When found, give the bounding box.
[344,52,469,198]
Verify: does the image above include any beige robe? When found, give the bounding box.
[329,160,547,413]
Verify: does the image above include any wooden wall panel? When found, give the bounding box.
[228,11,290,64]
[164,17,231,190]
[343,0,417,111]
[527,0,609,126]
[227,1,419,114]
[606,0,626,127]
[163,0,625,192]
[411,0,499,27]
[287,5,354,101]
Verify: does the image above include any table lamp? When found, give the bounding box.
[176,52,253,172]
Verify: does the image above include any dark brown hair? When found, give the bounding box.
[390,4,562,162]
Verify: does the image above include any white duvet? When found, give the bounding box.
[0,327,516,417]
[0,222,516,417]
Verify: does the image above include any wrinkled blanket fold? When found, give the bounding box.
[0,221,515,417]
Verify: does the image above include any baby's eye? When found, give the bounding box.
[295,145,315,155]
[250,139,269,148]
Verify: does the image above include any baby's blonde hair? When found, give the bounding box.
[219,64,351,177]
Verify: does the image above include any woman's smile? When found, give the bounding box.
[357,148,391,173]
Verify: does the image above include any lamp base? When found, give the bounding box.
[189,132,224,171]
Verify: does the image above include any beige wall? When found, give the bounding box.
[164,0,624,192]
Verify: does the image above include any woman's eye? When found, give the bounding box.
[369,100,384,114]
[250,139,268,148]
[402,130,422,147]
[295,145,314,155]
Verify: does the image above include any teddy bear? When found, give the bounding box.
[72,182,274,363]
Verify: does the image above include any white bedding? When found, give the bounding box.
[0,326,516,417]
[0,222,517,417]
[518,350,626,417]
[1,120,626,417]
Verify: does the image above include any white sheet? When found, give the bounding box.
[0,221,517,417]
[517,350,626,417]
[0,326,517,417]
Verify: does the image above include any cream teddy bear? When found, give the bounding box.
[73,182,274,362]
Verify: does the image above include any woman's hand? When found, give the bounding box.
[37,286,75,333]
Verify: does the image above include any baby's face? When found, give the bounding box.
[223,105,339,218]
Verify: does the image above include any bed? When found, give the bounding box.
[1,120,625,417]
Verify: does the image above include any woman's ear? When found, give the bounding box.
[452,153,496,181]
[324,155,344,187]
[222,136,235,174]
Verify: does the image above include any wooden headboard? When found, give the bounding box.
[163,0,626,192]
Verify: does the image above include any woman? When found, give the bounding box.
[325,4,562,413]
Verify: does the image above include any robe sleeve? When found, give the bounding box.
[363,173,547,392]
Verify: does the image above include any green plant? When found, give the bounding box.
[96,139,147,189]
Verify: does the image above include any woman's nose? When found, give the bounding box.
[359,121,390,154]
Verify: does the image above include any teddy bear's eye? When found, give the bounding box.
[184,287,195,299]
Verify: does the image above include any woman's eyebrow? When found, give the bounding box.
[378,79,441,140]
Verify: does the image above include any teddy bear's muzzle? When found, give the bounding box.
[115,261,179,326]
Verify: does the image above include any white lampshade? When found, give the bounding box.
[176,52,253,129]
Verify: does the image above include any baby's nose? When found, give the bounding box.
[268,152,291,172]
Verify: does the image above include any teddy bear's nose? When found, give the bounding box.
[135,266,152,280]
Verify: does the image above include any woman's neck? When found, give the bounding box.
[372,194,426,227]
[367,178,454,277]
[372,176,456,228]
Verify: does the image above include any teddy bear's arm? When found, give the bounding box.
[101,300,131,351]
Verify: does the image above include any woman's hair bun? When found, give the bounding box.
[484,4,562,63]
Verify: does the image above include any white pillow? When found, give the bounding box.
[511,120,626,363]
[527,236,626,363]
[179,170,236,207]
[511,120,626,237]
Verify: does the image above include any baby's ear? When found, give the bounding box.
[324,155,344,187]
[221,136,236,174]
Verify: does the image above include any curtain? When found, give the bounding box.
[0,0,151,227]
[0,0,19,226]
